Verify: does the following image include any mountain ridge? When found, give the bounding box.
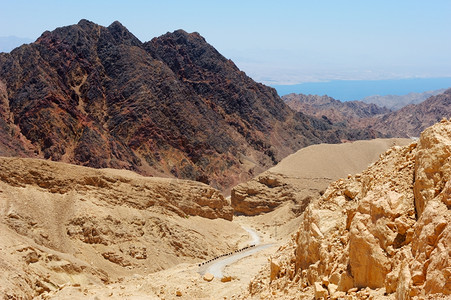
[284,90,451,138]
[0,20,380,192]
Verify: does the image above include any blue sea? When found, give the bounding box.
[271,77,451,101]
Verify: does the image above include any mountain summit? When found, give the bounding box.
[0,20,378,192]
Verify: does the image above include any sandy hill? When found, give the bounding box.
[231,138,411,216]
[0,157,249,298]
[245,120,451,299]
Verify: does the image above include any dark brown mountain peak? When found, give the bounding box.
[107,20,142,46]
[0,20,382,193]
[147,29,232,75]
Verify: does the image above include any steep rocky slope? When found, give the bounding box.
[371,88,451,137]
[0,20,379,193]
[246,120,451,299]
[283,93,390,127]
[0,157,247,299]
[231,138,410,216]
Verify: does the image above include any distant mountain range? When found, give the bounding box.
[0,20,379,193]
[284,89,451,138]
[283,93,390,127]
[370,89,451,137]
[361,89,446,111]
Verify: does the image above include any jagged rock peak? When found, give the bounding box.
[107,20,142,45]
[77,19,97,27]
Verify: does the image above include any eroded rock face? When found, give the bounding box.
[0,157,232,221]
[0,157,245,298]
[247,120,451,299]
[231,173,300,216]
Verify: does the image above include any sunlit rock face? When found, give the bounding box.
[247,120,451,299]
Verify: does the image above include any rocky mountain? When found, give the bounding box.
[246,120,451,299]
[283,93,390,127]
[370,88,451,137]
[0,20,379,193]
[284,90,451,139]
[362,88,446,111]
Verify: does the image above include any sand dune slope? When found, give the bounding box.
[232,138,411,216]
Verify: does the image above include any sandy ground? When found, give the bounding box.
[0,138,413,299]
[270,137,412,180]
[40,207,288,300]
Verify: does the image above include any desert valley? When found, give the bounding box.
[0,19,450,300]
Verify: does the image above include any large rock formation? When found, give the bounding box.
[0,20,379,193]
[231,138,411,216]
[247,120,450,299]
[0,156,246,298]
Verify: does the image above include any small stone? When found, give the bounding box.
[328,283,338,295]
[314,282,328,299]
[25,251,39,264]
[221,276,232,282]
[411,271,425,286]
[176,290,182,297]
[330,291,346,300]
[203,273,214,282]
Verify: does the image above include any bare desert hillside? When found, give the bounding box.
[0,136,411,299]
[246,119,451,299]
[0,157,248,298]
[231,138,411,216]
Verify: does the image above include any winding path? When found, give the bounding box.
[200,225,272,278]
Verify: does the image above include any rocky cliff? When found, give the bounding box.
[247,120,450,299]
[0,20,379,193]
[0,157,246,298]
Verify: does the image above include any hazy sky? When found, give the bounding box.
[1,0,450,84]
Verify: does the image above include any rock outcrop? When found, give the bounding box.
[247,120,450,299]
[0,157,247,298]
[0,20,380,193]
